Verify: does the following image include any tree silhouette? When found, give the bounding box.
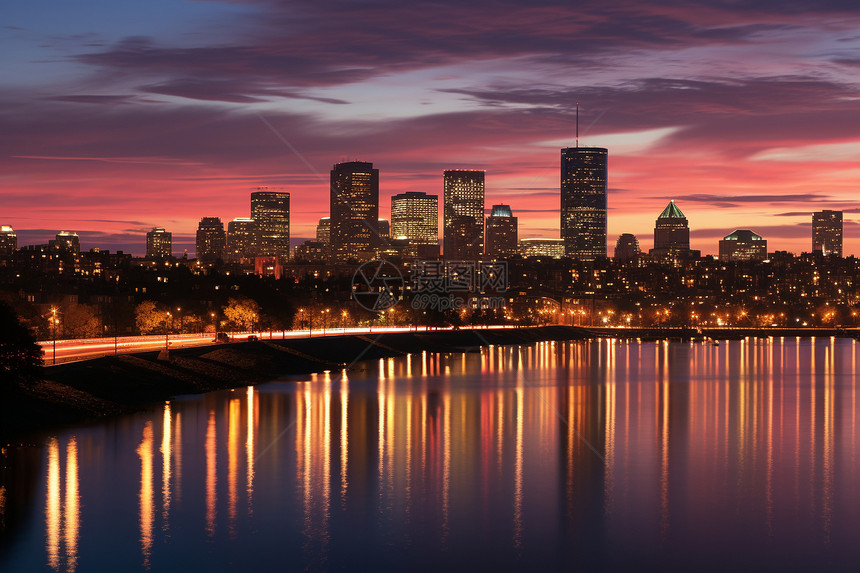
[0,301,43,381]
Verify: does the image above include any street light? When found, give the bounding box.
[50,307,58,365]
[165,311,171,350]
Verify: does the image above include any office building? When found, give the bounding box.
[145,227,172,259]
[560,146,607,260]
[649,201,698,263]
[485,204,518,259]
[390,191,439,258]
[443,169,485,259]
[226,218,257,264]
[614,233,641,262]
[519,238,565,258]
[196,217,226,262]
[719,230,767,262]
[330,161,379,262]
[378,218,390,239]
[316,217,331,244]
[812,210,843,257]
[0,225,17,258]
[52,231,80,254]
[251,189,290,259]
[294,240,328,262]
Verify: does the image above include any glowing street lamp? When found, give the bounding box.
[50,307,58,365]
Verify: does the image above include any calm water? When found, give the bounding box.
[2,338,860,572]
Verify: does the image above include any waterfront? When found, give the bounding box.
[2,338,860,571]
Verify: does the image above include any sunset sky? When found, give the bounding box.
[3,0,860,257]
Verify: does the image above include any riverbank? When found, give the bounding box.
[4,324,858,440]
[1,326,590,440]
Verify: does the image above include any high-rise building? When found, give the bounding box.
[560,147,607,260]
[485,204,518,259]
[251,189,290,259]
[330,161,379,262]
[145,227,172,259]
[52,231,80,254]
[719,230,767,262]
[377,218,390,239]
[614,233,641,261]
[519,238,565,258]
[649,201,698,263]
[812,210,843,257]
[443,169,485,259]
[226,218,257,263]
[0,225,17,258]
[316,217,331,244]
[390,191,439,258]
[196,217,226,262]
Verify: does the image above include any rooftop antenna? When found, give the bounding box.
[576,102,580,147]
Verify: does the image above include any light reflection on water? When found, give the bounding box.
[1,338,860,571]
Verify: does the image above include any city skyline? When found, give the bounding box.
[4,1,860,256]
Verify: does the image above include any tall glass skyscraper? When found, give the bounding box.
[196,217,226,262]
[250,189,290,260]
[560,147,607,260]
[443,169,485,260]
[330,161,379,262]
[391,191,439,258]
[485,204,518,259]
[812,210,842,257]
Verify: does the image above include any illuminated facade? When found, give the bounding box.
[812,210,842,257]
[330,161,379,262]
[560,147,607,260]
[485,204,518,259]
[390,191,439,258]
[519,238,565,258]
[226,218,257,264]
[316,217,330,244]
[145,227,172,259]
[443,169,485,260]
[196,217,226,262]
[250,189,290,260]
[0,225,17,258]
[52,231,80,254]
[614,233,641,261]
[719,230,767,262]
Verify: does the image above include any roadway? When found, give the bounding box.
[38,325,517,365]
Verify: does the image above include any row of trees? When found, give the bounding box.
[135,297,263,334]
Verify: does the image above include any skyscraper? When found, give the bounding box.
[443,169,485,260]
[649,201,697,263]
[560,147,607,260]
[145,227,172,259]
[196,217,226,262]
[485,204,518,259]
[812,210,843,257]
[250,189,290,259]
[226,218,256,263]
[330,161,379,262]
[316,217,331,245]
[390,191,439,258]
[0,225,17,258]
[719,230,767,262]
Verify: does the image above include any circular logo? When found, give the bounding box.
[352,259,404,312]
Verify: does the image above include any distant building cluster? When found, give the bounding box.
[0,144,851,276]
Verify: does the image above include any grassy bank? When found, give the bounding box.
[1,326,590,440]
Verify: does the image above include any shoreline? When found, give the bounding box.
[3,325,857,441]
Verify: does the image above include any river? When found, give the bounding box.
[1,337,859,571]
